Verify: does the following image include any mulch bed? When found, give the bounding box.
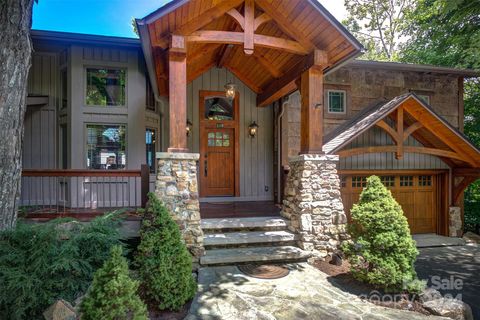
[313,256,431,315]
[146,300,192,320]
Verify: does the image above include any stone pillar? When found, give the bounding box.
[282,154,348,258]
[448,206,462,237]
[155,152,204,269]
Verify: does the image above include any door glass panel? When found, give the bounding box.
[205,96,234,120]
[215,139,222,146]
[208,132,215,139]
[223,140,230,147]
[208,138,215,146]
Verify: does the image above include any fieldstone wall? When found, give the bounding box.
[155,152,204,270]
[449,206,462,237]
[282,154,349,258]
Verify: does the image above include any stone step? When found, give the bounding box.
[204,230,297,247]
[201,216,289,232]
[200,246,311,265]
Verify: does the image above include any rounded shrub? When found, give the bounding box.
[342,176,419,291]
[80,245,148,320]
[134,193,196,311]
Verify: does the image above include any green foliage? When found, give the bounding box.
[343,0,414,60]
[135,193,196,311]
[343,176,419,291]
[81,245,148,320]
[0,213,124,320]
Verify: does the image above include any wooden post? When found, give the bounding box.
[140,164,150,208]
[168,35,188,153]
[299,50,327,154]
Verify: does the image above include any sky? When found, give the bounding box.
[32,0,348,38]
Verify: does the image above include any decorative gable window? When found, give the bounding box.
[327,90,346,114]
[417,94,430,104]
[86,68,126,107]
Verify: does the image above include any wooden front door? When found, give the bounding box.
[340,173,438,234]
[199,91,239,197]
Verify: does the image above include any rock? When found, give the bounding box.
[43,299,77,320]
[329,252,343,266]
[423,298,473,320]
[463,231,480,244]
[419,288,442,303]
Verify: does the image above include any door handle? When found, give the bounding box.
[204,160,208,177]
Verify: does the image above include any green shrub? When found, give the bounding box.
[135,193,196,311]
[0,212,124,320]
[342,176,419,291]
[81,245,148,320]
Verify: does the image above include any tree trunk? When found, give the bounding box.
[0,0,34,231]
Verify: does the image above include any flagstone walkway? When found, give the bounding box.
[186,263,447,320]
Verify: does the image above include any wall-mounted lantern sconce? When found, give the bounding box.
[248,121,259,138]
[224,82,236,100]
[186,120,193,136]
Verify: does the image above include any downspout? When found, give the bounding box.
[277,97,289,204]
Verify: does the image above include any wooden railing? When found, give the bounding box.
[20,165,150,215]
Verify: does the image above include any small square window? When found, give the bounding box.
[380,176,395,187]
[418,175,432,187]
[352,176,367,188]
[328,90,346,114]
[86,68,126,107]
[400,176,414,187]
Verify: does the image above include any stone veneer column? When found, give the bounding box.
[155,152,204,270]
[282,154,348,258]
[448,207,462,237]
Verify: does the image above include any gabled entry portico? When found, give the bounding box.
[136,0,363,264]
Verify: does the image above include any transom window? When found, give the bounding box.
[207,131,230,147]
[380,176,395,187]
[86,68,126,107]
[204,96,234,120]
[86,124,126,169]
[327,90,346,114]
[418,175,432,186]
[400,176,414,187]
[352,176,367,188]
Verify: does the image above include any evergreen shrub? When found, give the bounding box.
[342,176,419,291]
[135,193,196,311]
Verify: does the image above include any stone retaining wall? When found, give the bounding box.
[155,152,204,270]
[282,154,349,258]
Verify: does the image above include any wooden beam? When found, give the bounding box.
[186,31,309,55]
[168,38,188,153]
[257,50,327,107]
[226,8,245,30]
[453,168,480,176]
[375,120,400,143]
[255,0,315,50]
[337,146,470,163]
[299,66,324,154]
[217,44,235,67]
[397,107,404,159]
[152,0,244,48]
[453,176,478,205]
[403,122,423,141]
[254,13,272,31]
[244,0,254,55]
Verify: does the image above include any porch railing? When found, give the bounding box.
[20,165,150,215]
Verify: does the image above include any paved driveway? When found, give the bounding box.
[416,244,480,319]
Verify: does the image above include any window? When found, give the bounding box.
[352,176,367,188]
[146,77,155,111]
[60,124,67,169]
[400,176,414,187]
[61,68,68,109]
[86,68,126,106]
[340,176,347,188]
[327,90,346,114]
[418,175,432,186]
[380,176,395,187]
[204,96,234,120]
[207,131,230,147]
[417,94,430,104]
[146,128,156,173]
[86,124,126,169]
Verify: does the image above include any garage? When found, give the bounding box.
[340,174,440,234]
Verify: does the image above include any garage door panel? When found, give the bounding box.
[340,174,438,234]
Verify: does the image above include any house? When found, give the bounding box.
[23,0,479,265]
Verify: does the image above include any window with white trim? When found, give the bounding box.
[327,90,346,114]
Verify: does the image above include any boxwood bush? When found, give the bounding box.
[0,213,124,320]
[343,176,420,291]
[135,193,196,311]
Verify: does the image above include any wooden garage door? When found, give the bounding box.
[340,174,437,234]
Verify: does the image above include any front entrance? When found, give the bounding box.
[340,173,440,234]
[199,91,239,197]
